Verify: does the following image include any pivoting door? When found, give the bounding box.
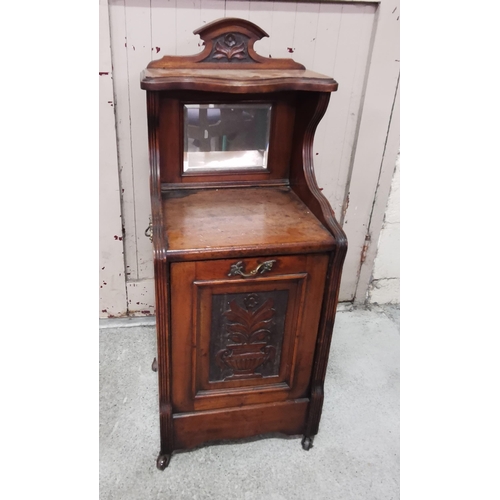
[170,254,328,412]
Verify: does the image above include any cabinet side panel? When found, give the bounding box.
[159,97,181,184]
[170,261,197,412]
[288,253,330,399]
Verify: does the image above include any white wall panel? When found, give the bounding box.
[108,0,137,283]
[340,0,400,302]
[100,0,127,317]
[100,0,399,316]
[248,2,273,56]
[151,0,178,59]
[359,79,400,303]
[290,2,320,69]
[313,3,376,223]
[268,2,297,59]
[309,2,342,210]
[176,1,203,55]
[201,1,227,27]
[225,0,250,19]
[126,278,156,315]
[368,153,400,304]
[123,1,154,281]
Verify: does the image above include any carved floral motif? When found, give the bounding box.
[212,33,247,61]
[215,293,276,379]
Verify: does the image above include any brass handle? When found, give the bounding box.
[145,217,153,242]
[227,260,276,278]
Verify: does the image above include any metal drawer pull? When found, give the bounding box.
[227,260,276,278]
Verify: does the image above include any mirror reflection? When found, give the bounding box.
[183,103,272,172]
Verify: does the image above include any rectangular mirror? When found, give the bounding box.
[183,103,272,172]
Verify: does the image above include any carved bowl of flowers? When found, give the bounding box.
[218,342,275,377]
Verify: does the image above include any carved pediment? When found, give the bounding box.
[147,17,305,70]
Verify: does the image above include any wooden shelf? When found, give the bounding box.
[163,186,336,260]
[141,68,337,92]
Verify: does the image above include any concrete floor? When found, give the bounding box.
[100,305,399,500]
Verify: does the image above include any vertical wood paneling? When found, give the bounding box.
[332,4,376,219]
[289,1,320,69]
[314,3,376,226]
[176,0,202,55]
[123,0,154,280]
[311,2,342,77]
[356,78,400,303]
[126,278,156,315]
[248,1,273,57]
[200,0,226,26]
[102,0,398,315]
[225,0,250,19]
[100,0,127,317]
[343,0,399,301]
[151,0,177,59]
[341,0,400,303]
[310,2,343,213]
[109,0,138,281]
[269,2,297,59]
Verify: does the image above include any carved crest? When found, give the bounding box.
[147,17,305,70]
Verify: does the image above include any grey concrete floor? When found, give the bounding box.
[100,305,399,500]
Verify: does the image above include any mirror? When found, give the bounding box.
[183,103,272,172]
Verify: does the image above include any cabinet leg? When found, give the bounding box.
[301,435,314,451]
[156,452,171,470]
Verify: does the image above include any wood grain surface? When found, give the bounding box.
[172,399,309,450]
[169,254,328,413]
[141,68,337,92]
[163,187,336,260]
[140,18,349,468]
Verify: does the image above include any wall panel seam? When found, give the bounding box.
[106,0,130,313]
[365,72,399,231]
[339,2,379,227]
[124,1,141,283]
[354,73,399,301]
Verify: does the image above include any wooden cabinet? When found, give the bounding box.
[170,253,329,451]
[141,18,347,470]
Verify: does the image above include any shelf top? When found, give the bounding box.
[162,187,336,261]
[141,68,337,93]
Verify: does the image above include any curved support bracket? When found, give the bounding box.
[290,91,348,252]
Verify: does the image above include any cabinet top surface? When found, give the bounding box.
[163,187,336,259]
[141,68,337,93]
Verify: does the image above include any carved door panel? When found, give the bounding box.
[170,254,329,412]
